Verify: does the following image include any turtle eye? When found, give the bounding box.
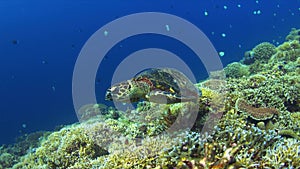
[111,87,120,94]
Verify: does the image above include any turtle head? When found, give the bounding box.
[105,79,150,103]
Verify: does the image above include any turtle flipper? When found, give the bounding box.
[145,90,183,104]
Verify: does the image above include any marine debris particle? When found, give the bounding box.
[253,10,262,15]
[204,10,208,16]
[165,24,170,31]
[104,30,108,36]
[51,85,56,92]
[235,98,279,120]
[219,51,225,57]
[12,40,19,45]
[42,60,48,64]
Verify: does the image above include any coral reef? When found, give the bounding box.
[252,42,277,62]
[12,124,108,169]
[0,131,49,169]
[286,28,300,41]
[262,138,300,168]
[242,42,277,74]
[77,103,108,121]
[235,98,279,121]
[227,71,299,112]
[1,28,299,169]
[224,62,250,78]
[272,40,300,63]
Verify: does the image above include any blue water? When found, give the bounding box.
[0,0,299,144]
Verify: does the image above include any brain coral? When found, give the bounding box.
[252,42,277,62]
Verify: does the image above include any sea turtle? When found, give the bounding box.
[105,68,200,104]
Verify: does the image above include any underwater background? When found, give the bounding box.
[0,1,300,168]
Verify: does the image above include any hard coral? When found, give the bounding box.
[199,79,227,93]
[224,62,250,78]
[286,28,300,42]
[262,138,300,168]
[77,103,108,121]
[252,42,277,62]
[272,40,300,62]
[235,98,279,121]
[13,124,108,169]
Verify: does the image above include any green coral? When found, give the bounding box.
[13,124,108,169]
[246,42,277,73]
[0,152,14,169]
[224,62,250,78]
[271,40,300,63]
[278,130,300,140]
[0,131,49,169]
[252,42,277,62]
[286,28,300,42]
[227,72,299,112]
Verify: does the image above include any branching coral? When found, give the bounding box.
[227,71,299,112]
[13,124,108,169]
[0,152,14,169]
[262,138,300,168]
[0,131,49,169]
[206,109,280,168]
[286,28,300,42]
[272,40,300,63]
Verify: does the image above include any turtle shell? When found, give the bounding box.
[133,68,200,103]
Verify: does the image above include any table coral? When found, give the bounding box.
[235,98,279,121]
